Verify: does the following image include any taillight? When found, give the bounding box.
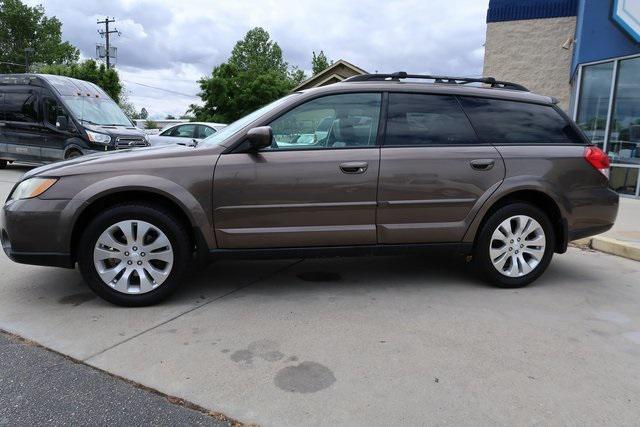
[584,146,610,178]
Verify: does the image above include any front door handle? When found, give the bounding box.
[470,159,495,171]
[339,161,368,174]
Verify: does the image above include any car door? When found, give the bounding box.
[377,92,505,244]
[213,92,382,248]
[40,93,70,161]
[1,86,45,163]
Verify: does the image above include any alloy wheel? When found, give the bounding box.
[93,220,174,294]
[489,215,546,277]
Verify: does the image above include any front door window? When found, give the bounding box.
[267,93,381,150]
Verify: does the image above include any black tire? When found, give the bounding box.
[474,202,555,288]
[77,203,191,306]
[65,150,82,160]
[0,160,7,169]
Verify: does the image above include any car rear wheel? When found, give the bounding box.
[474,202,555,288]
[0,160,7,169]
[77,203,191,306]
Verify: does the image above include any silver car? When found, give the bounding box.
[148,122,226,146]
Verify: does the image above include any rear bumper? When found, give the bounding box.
[1,198,74,268]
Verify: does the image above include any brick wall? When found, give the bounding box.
[483,16,576,111]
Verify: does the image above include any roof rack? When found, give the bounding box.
[343,71,528,92]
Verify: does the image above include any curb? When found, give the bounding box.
[572,236,640,262]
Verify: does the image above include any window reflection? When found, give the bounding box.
[609,166,639,196]
[608,57,640,166]
[576,62,614,149]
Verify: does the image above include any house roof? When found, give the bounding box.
[293,59,368,91]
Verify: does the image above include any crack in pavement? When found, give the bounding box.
[83,258,304,362]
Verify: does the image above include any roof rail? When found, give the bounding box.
[343,72,529,92]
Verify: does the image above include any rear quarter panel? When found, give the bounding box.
[463,145,619,243]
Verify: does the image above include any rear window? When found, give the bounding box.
[458,97,583,144]
[385,93,478,145]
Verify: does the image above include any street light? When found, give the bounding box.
[24,48,35,73]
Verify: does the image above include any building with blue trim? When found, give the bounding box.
[484,0,640,197]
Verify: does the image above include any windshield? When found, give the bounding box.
[201,94,299,146]
[62,96,133,126]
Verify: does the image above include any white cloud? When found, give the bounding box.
[26,0,489,119]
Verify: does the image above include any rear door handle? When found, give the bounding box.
[339,161,368,174]
[470,159,495,171]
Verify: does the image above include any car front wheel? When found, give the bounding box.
[474,202,555,288]
[77,203,191,306]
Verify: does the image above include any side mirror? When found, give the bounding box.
[56,115,68,131]
[246,126,273,150]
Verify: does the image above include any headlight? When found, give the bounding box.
[9,178,58,201]
[86,130,111,144]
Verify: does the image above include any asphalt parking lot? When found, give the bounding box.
[1,164,639,426]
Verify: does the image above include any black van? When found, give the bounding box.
[0,74,148,168]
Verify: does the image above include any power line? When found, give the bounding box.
[0,61,26,68]
[122,80,199,98]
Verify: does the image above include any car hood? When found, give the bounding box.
[84,123,146,138]
[23,144,224,179]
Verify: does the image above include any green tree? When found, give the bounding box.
[139,107,149,119]
[0,0,78,73]
[229,27,288,75]
[118,96,139,119]
[191,27,302,123]
[289,66,307,86]
[311,50,332,75]
[39,59,123,102]
[165,114,176,120]
[144,119,158,129]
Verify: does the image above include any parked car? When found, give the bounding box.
[0,74,148,168]
[1,72,619,306]
[147,122,226,146]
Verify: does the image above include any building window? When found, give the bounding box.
[608,56,640,166]
[575,62,614,149]
[610,166,639,196]
[575,55,640,198]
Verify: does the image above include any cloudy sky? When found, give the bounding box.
[26,0,490,119]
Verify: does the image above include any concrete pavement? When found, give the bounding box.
[1,164,639,426]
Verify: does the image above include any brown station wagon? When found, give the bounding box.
[1,72,619,306]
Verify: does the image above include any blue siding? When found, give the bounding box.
[487,0,578,23]
[571,0,640,77]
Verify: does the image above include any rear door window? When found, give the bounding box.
[198,125,216,138]
[4,89,39,123]
[458,97,583,144]
[385,93,479,145]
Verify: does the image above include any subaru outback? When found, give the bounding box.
[1,72,619,306]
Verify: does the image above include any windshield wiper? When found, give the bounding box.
[79,118,99,125]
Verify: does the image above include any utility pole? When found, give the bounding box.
[24,48,34,73]
[97,17,119,69]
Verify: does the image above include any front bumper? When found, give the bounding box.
[1,198,74,268]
